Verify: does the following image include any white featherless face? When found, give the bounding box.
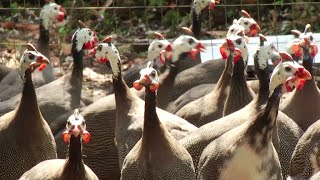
[171,35,205,62]
[193,0,218,15]
[62,109,91,144]
[147,38,171,61]
[270,61,311,94]
[71,28,97,52]
[40,2,65,30]
[257,42,280,70]
[19,49,50,79]
[133,62,160,92]
[89,42,121,77]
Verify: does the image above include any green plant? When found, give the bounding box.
[163,10,180,28]
[149,0,165,6]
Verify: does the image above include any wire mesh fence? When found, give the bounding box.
[1,0,320,81]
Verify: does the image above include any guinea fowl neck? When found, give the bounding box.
[157,63,178,109]
[69,40,84,109]
[191,7,202,40]
[254,51,271,106]
[224,57,253,116]
[112,59,136,124]
[64,135,85,174]
[142,87,163,147]
[247,85,281,153]
[37,20,50,58]
[15,69,43,129]
[301,48,318,88]
[215,54,233,90]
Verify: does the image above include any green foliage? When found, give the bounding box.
[149,0,165,6]
[274,0,284,6]
[163,10,181,28]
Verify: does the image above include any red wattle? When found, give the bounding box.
[82,132,91,144]
[38,63,47,71]
[57,11,65,22]
[62,132,71,144]
[219,47,228,60]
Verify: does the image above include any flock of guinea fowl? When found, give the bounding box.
[0,0,320,180]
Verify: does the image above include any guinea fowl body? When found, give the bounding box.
[53,41,198,179]
[290,119,320,178]
[0,69,57,179]
[20,135,98,180]
[0,28,95,134]
[179,50,303,177]
[175,55,232,127]
[0,65,11,82]
[121,85,196,180]
[167,59,225,104]
[280,53,320,131]
[197,86,284,180]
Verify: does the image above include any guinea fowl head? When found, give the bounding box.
[62,109,91,144]
[257,34,281,68]
[170,35,206,63]
[234,10,261,37]
[192,0,220,15]
[19,43,50,80]
[72,20,97,52]
[40,2,66,30]
[147,32,172,67]
[133,61,160,92]
[89,36,122,76]
[290,24,318,59]
[220,31,248,64]
[269,52,312,95]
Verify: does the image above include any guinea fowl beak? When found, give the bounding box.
[249,23,260,37]
[295,67,312,80]
[29,55,50,72]
[190,42,206,60]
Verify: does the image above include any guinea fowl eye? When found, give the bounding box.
[97,45,102,51]
[188,38,195,45]
[158,44,163,49]
[67,121,71,126]
[150,71,156,77]
[28,53,35,60]
[231,29,234,32]
[244,21,249,26]
[54,7,58,10]
[285,66,292,72]
[310,36,314,41]
[81,121,85,126]
[89,32,92,36]
[235,38,242,45]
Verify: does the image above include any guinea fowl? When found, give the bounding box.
[0,20,97,134]
[67,37,197,176]
[122,29,202,90]
[176,33,255,126]
[121,63,196,180]
[179,38,304,177]
[0,44,56,179]
[19,109,98,180]
[197,60,311,180]
[191,0,219,39]
[280,24,320,131]
[289,119,320,179]
[156,33,206,109]
[0,2,66,101]
[166,10,261,112]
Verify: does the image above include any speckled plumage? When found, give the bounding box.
[290,120,320,179]
[0,69,57,179]
[121,78,196,180]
